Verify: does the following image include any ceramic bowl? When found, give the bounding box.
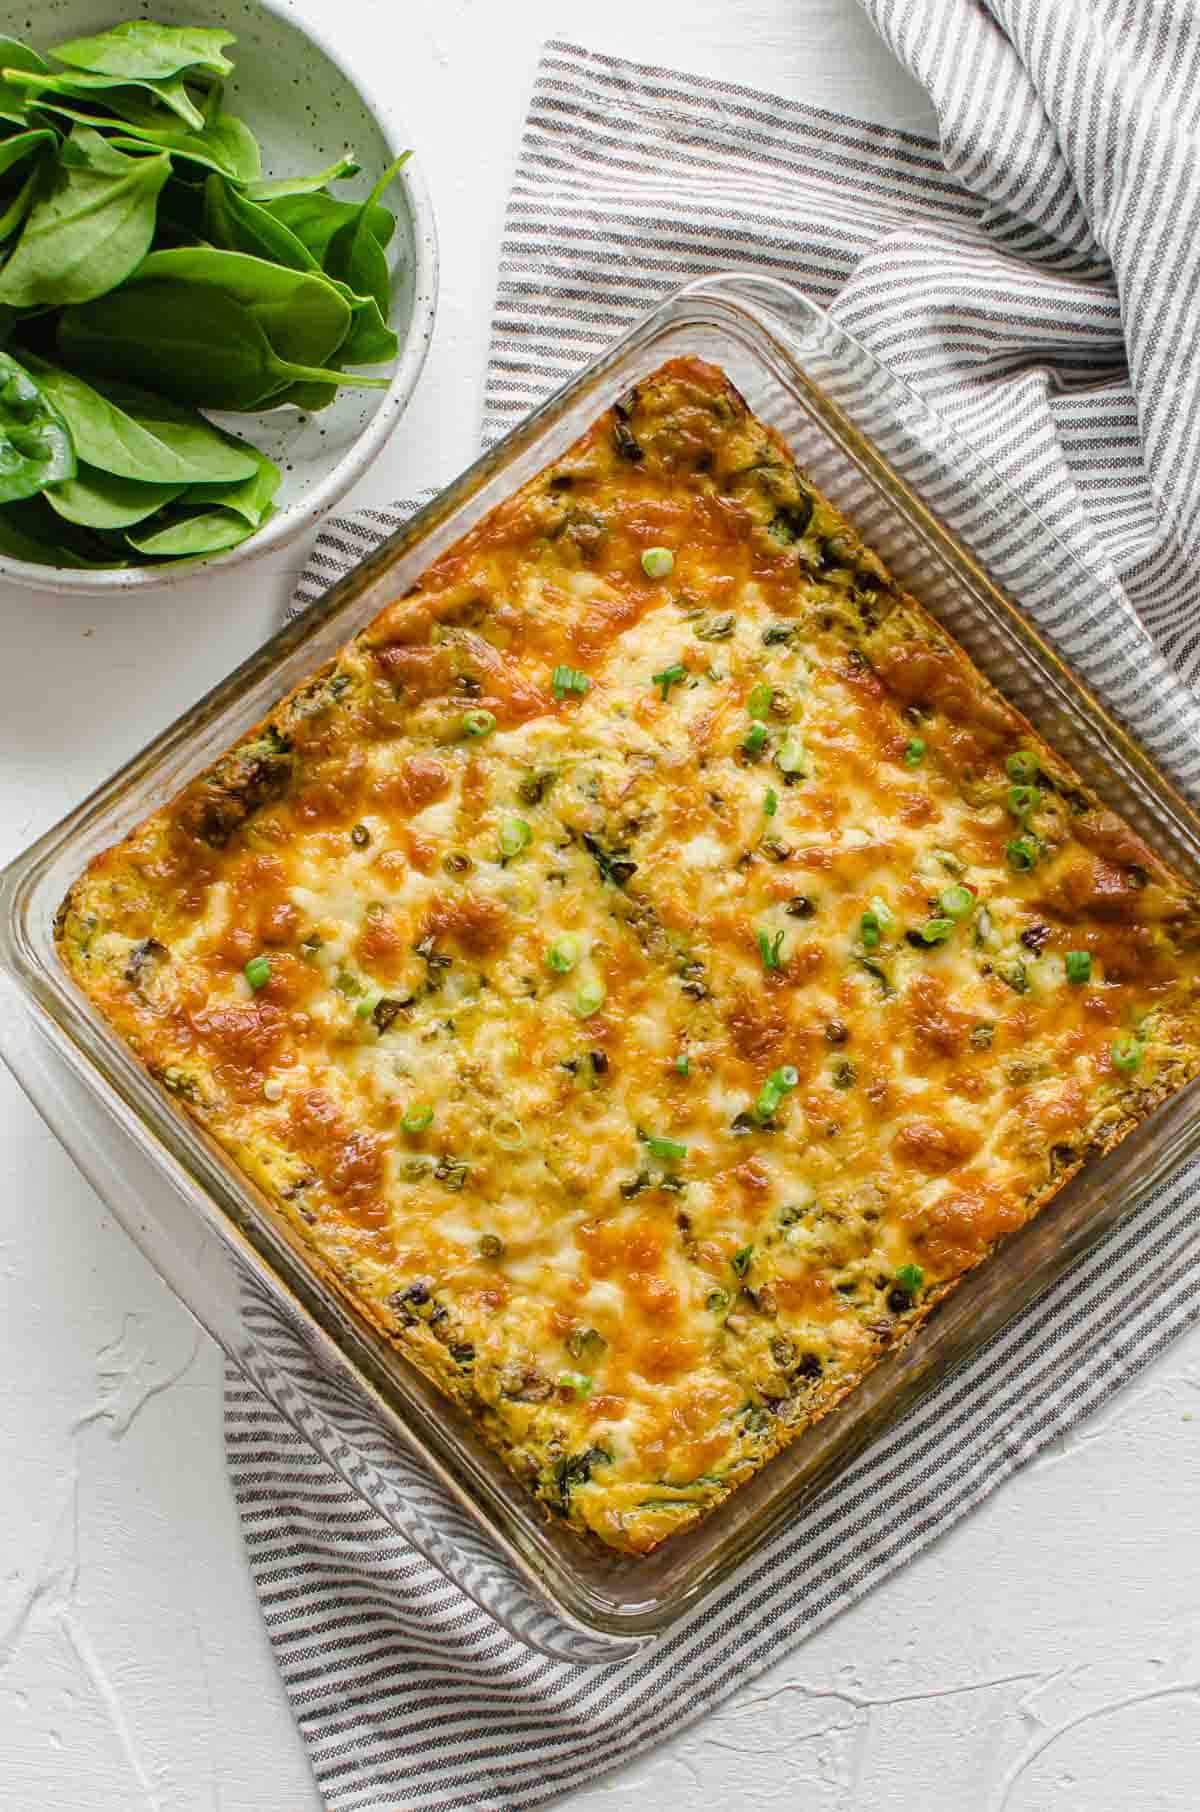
[0,0,437,593]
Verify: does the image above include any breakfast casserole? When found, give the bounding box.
[56,357,1200,1555]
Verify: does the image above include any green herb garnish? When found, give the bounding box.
[1006,750,1040,786]
[939,884,974,919]
[1111,1037,1141,1073]
[895,1263,924,1293]
[552,664,590,700]
[462,708,496,738]
[641,545,674,578]
[756,927,785,971]
[747,682,772,719]
[243,953,270,990]
[1006,834,1039,872]
[401,1102,434,1134]
[574,977,606,1017]
[652,661,687,702]
[498,815,532,860]
[545,936,579,974]
[755,1063,798,1122]
[730,1244,754,1279]
[1007,784,1040,818]
[763,786,778,817]
[641,1130,688,1163]
[742,721,768,758]
[903,737,925,767]
[1065,949,1092,985]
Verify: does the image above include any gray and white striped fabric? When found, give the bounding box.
[225,13,1200,1808]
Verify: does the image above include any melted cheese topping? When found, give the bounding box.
[58,358,1200,1555]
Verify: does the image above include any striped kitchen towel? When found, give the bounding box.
[225,10,1200,1809]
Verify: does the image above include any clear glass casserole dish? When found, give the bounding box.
[5,272,1200,1666]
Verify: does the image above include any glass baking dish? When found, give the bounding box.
[5,273,1200,1666]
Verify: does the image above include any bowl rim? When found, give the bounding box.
[0,0,439,595]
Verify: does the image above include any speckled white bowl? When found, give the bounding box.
[0,0,438,593]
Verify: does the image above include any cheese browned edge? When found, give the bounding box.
[56,357,1200,1556]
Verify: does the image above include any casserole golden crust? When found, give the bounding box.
[57,357,1200,1555]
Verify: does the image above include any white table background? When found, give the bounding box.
[2,2,1198,1806]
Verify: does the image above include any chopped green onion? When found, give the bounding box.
[895,1263,924,1293]
[939,884,975,920]
[334,969,362,998]
[401,1102,434,1134]
[917,917,955,944]
[462,708,496,738]
[747,683,773,720]
[244,955,270,991]
[706,1287,730,1312]
[860,910,882,950]
[652,661,688,702]
[832,1059,856,1089]
[545,935,579,974]
[1065,949,1092,985]
[742,721,768,758]
[643,1131,688,1163]
[354,987,384,1020]
[558,1370,594,1399]
[1006,834,1039,872]
[903,737,926,767]
[1111,1037,1141,1073]
[1007,784,1040,818]
[730,1244,754,1279]
[756,927,786,971]
[478,1233,505,1260]
[575,977,606,1017]
[641,546,675,579]
[755,1063,799,1121]
[776,733,809,776]
[1007,750,1040,786]
[499,816,532,859]
[763,787,778,817]
[675,1053,690,1075]
[552,664,590,700]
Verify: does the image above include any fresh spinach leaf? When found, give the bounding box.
[0,127,56,183]
[324,153,409,317]
[28,361,258,483]
[107,107,260,183]
[244,154,362,201]
[0,347,75,501]
[186,446,280,525]
[44,462,185,527]
[263,190,395,264]
[337,294,398,366]
[131,246,351,366]
[58,279,389,410]
[202,174,318,273]
[0,127,170,307]
[126,503,256,557]
[0,158,44,244]
[0,35,49,126]
[0,494,121,566]
[51,23,235,82]
[3,66,206,132]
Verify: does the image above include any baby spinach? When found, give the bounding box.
[3,66,207,132]
[58,280,389,411]
[0,128,170,307]
[187,447,280,525]
[125,503,257,558]
[0,128,57,183]
[264,190,395,264]
[0,495,120,566]
[324,153,409,318]
[202,175,318,273]
[245,154,362,201]
[0,349,75,502]
[131,246,351,366]
[51,22,235,82]
[0,22,414,568]
[44,463,186,528]
[0,35,49,126]
[29,363,258,484]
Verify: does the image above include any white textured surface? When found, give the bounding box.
[2,3,1198,1807]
